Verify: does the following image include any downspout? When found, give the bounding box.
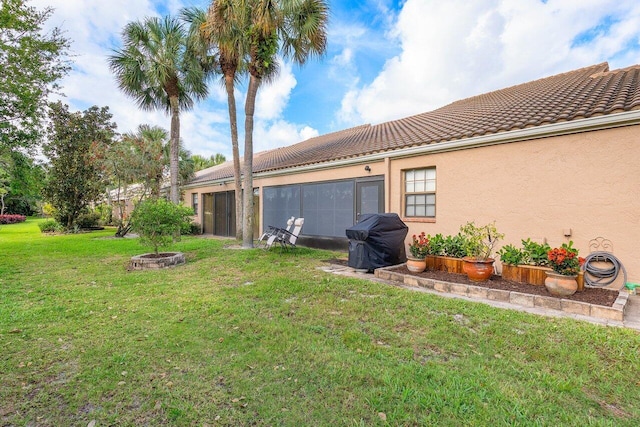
[384,156,391,213]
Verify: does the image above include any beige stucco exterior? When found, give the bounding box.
[185,124,640,284]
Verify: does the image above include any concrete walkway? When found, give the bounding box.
[320,264,640,331]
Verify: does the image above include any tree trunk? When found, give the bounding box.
[169,96,180,204]
[242,74,261,248]
[225,73,243,241]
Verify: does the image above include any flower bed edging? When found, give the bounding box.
[129,252,186,270]
[375,264,627,322]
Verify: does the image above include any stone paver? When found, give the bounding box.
[319,264,640,331]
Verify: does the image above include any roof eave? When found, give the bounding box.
[183,110,640,189]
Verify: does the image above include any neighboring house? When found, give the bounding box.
[107,183,145,221]
[183,62,640,283]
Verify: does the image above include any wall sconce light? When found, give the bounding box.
[364,165,371,172]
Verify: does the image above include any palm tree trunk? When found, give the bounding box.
[242,74,261,248]
[169,96,180,204]
[225,73,243,241]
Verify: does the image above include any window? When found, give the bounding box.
[404,167,436,217]
[263,179,358,238]
[302,181,354,237]
[192,193,199,216]
[263,186,301,231]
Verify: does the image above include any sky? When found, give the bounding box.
[33,0,640,160]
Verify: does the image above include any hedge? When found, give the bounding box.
[0,214,27,224]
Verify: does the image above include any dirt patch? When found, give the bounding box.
[138,253,179,259]
[324,259,619,307]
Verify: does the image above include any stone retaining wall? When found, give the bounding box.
[129,252,186,270]
[375,264,628,322]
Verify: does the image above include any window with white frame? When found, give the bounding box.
[404,167,436,217]
[192,193,198,215]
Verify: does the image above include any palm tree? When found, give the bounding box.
[109,15,209,204]
[191,153,227,171]
[184,3,246,240]
[240,0,329,247]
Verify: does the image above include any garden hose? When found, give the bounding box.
[582,252,627,289]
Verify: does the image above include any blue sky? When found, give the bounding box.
[34,0,640,160]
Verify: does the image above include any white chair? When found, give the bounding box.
[259,216,294,246]
[266,218,304,250]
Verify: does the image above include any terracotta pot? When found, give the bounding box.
[406,256,427,273]
[462,257,495,282]
[544,271,578,297]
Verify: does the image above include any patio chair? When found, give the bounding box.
[259,216,295,246]
[265,218,304,250]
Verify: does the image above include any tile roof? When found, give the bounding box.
[190,62,640,185]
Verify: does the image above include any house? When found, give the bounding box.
[183,62,640,283]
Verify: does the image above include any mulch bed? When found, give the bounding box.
[324,259,619,307]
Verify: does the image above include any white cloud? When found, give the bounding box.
[255,61,297,120]
[31,1,319,158]
[339,0,640,126]
[253,120,319,153]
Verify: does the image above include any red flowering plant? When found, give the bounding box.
[408,232,430,258]
[547,241,585,276]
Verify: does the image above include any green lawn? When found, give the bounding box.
[1,219,639,426]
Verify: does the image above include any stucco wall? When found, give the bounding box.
[390,126,639,284]
[186,125,639,283]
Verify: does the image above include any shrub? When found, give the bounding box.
[441,234,467,258]
[42,202,57,218]
[76,211,101,228]
[39,219,63,233]
[181,221,202,235]
[0,214,27,224]
[521,238,551,266]
[426,233,445,256]
[130,199,193,255]
[459,221,503,260]
[95,203,113,225]
[498,244,526,265]
[498,239,551,266]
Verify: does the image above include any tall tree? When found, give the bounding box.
[43,102,116,229]
[109,15,208,204]
[191,153,226,171]
[0,0,69,152]
[0,150,44,216]
[240,0,329,247]
[184,4,245,240]
[95,124,195,237]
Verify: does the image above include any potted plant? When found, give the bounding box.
[420,233,468,273]
[406,232,429,273]
[129,198,193,270]
[544,241,585,296]
[499,239,552,286]
[459,221,504,281]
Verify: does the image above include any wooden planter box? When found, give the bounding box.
[501,264,585,291]
[501,264,550,286]
[426,255,465,274]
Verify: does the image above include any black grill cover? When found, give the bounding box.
[346,213,408,272]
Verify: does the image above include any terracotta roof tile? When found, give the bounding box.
[190,62,640,185]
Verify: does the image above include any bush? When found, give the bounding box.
[39,219,63,233]
[441,234,467,258]
[76,211,101,228]
[42,202,57,217]
[0,214,27,224]
[130,199,193,255]
[181,221,202,235]
[498,239,551,266]
[94,203,113,225]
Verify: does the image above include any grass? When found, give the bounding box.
[1,218,640,426]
